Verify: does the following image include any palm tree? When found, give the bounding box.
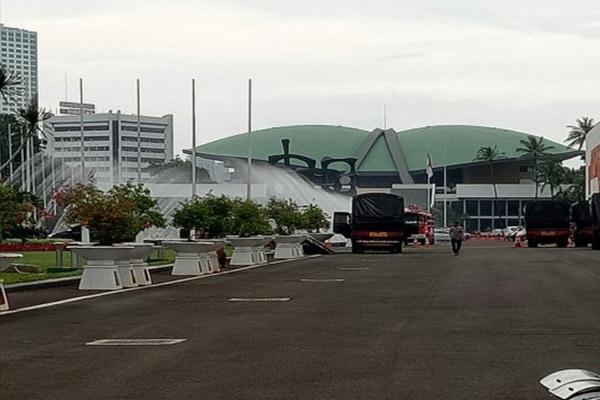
[0,99,53,172]
[516,135,554,199]
[537,161,565,198]
[565,117,595,151]
[474,145,506,224]
[0,65,22,103]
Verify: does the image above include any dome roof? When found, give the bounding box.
[194,124,580,173]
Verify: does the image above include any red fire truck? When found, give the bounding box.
[404,206,436,246]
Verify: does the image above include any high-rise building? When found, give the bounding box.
[48,111,174,184]
[0,24,38,114]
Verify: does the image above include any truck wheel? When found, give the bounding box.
[593,233,600,250]
[528,239,538,248]
[352,244,364,254]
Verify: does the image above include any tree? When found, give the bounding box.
[55,183,164,244]
[300,204,330,233]
[555,167,585,203]
[172,194,235,238]
[230,200,272,237]
[0,181,45,241]
[0,65,21,103]
[0,99,53,172]
[537,161,565,198]
[266,197,302,235]
[0,114,22,175]
[108,183,165,232]
[516,135,554,199]
[0,182,23,240]
[565,117,595,151]
[474,145,506,225]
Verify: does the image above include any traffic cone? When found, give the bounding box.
[0,279,9,312]
[425,238,431,247]
[414,238,420,247]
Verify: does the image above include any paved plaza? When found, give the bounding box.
[2,242,600,399]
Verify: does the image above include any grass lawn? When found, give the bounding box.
[0,248,177,285]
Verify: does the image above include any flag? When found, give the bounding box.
[426,152,434,179]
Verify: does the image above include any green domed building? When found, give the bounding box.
[191,124,581,231]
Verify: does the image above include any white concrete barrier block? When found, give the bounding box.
[117,263,138,288]
[172,255,204,276]
[131,263,152,285]
[231,247,255,266]
[79,265,124,291]
[0,279,9,311]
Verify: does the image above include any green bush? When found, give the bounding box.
[230,199,272,237]
[172,194,235,238]
[266,197,302,235]
[300,204,330,233]
[56,182,164,245]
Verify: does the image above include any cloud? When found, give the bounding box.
[1,0,599,159]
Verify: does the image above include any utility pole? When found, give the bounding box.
[246,79,252,201]
[79,78,85,182]
[136,79,142,184]
[191,79,197,197]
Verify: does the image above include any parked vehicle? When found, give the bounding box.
[571,201,592,247]
[524,201,570,248]
[404,209,435,245]
[334,193,405,253]
[591,194,600,250]
[434,228,451,242]
[504,226,521,241]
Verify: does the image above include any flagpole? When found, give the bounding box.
[443,145,448,227]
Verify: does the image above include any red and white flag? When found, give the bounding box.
[426,152,434,179]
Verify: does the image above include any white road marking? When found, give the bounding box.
[228,297,291,302]
[301,278,345,282]
[86,339,186,346]
[338,267,370,271]
[0,255,321,316]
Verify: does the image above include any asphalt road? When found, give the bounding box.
[2,242,600,399]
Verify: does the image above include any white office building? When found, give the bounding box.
[0,24,38,113]
[48,111,174,184]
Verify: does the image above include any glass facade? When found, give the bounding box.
[449,199,526,232]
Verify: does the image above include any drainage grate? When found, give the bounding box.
[86,339,186,346]
[301,278,345,282]
[228,297,291,302]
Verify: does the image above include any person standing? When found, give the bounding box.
[449,222,465,256]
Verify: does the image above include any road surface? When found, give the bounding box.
[2,242,600,399]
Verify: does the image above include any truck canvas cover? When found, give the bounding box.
[525,201,570,229]
[572,201,591,227]
[591,194,600,226]
[353,193,404,224]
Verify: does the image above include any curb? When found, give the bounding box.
[5,263,175,292]
[1,255,321,316]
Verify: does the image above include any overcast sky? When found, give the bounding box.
[4,0,600,160]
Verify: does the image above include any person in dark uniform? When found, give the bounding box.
[449,222,465,256]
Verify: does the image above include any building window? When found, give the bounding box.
[466,200,478,216]
[480,200,492,216]
[507,201,519,216]
[480,219,493,232]
[494,201,506,217]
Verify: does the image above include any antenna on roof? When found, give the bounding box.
[383,104,387,130]
[64,72,68,101]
